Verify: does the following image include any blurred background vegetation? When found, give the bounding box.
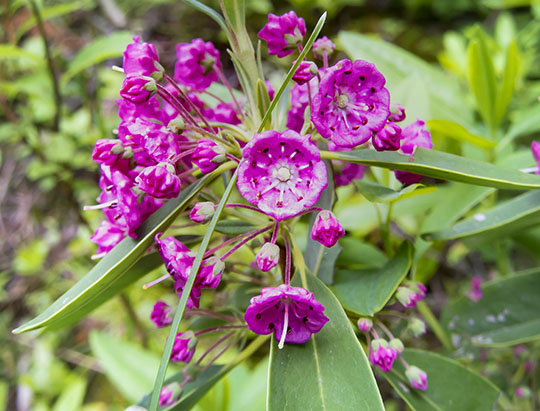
[2,0,540,409]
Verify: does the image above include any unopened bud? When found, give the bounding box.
[405,365,428,391]
[168,116,185,134]
[408,317,426,337]
[389,338,404,354]
[256,242,280,272]
[190,201,217,224]
[357,317,373,332]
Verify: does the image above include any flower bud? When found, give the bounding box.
[357,317,373,332]
[408,317,427,337]
[292,60,318,85]
[189,201,217,224]
[258,11,306,58]
[256,242,280,272]
[159,383,183,407]
[396,286,418,309]
[136,163,181,199]
[150,301,173,328]
[192,139,226,174]
[120,75,156,104]
[168,116,185,134]
[123,36,163,79]
[516,386,531,399]
[311,210,345,248]
[373,122,401,152]
[405,365,428,391]
[171,331,197,363]
[389,338,405,355]
[389,104,406,122]
[313,36,336,59]
[369,338,397,372]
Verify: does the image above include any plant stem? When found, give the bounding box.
[416,301,453,351]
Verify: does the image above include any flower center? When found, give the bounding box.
[275,166,292,182]
[337,94,349,109]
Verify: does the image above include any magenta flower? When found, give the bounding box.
[406,366,428,391]
[357,317,373,332]
[373,121,401,152]
[258,11,306,58]
[287,77,318,132]
[123,36,163,79]
[136,163,181,199]
[313,36,336,59]
[311,210,345,248]
[90,220,125,254]
[150,301,173,328]
[244,284,329,347]
[210,102,241,125]
[389,104,406,122]
[174,39,221,90]
[292,60,317,85]
[237,130,327,220]
[92,139,127,168]
[256,242,280,272]
[170,332,197,363]
[120,75,156,104]
[334,163,366,187]
[189,202,217,224]
[192,139,226,174]
[312,59,390,149]
[369,338,397,372]
[394,119,433,185]
[159,383,181,407]
[466,275,483,302]
[531,141,540,174]
[396,282,426,309]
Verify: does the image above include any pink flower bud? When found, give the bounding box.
[123,36,163,80]
[406,365,428,391]
[192,139,226,174]
[408,317,427,337]
[150,301,173,328]
[311,210,345,248]
[357,317,373,332]
[120,75,156,104]
[136,163,181,199]
[292,60,318,85]
[370,338,397,372]
[258,11,306,58]
[174,39,221,90]
[159,383,182,407]
[389,338,405,354]
[256,242,280,272]
[170,331,197,363]
[190,201,217,224]
[373,122,401,152]
[313,36,336,59]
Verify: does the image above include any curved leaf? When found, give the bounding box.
[427,120,496,149]
[323,148,540,190]
[355,180,431,203]
[383,349,500,411]
[268,271,384,411]
[441,269,540,346]
[12,168,229,334]
[423,190,540,241]
[331,241,413,316]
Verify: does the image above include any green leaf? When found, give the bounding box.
[355,180,432,203]
[267,271,384,411]
[441,269,540,346]
[214,219,256,235]
[51,377,86,411]
[423,190,540,241]
[338,32,472,125]
[90,331,178,403]
[383,349,500,410]
[12,169,226,334]
[495,40,520,125]
[331,241,413,316]
[61,31,134,86]
[467,28,498,131]
[0,44,44,63]
[427,120,496,150]
[182,0,228,33]
[322,148,540,190]
[337,237,388,269]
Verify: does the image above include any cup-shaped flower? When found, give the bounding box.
[159,383,182,407]
[190,201,217,224]
[292,60,318,85]
[311,210,345,247]
[170,331,197,363]
[405,365,428,391]
[123,36,163,80]
[370,338,397,372]
[136,163,181,199]
[244,284,329,347]
[120,75,156,104]
[373,121,401,152]
[357,317,373,332]
[150,301,173,328]
[256,242,280,272]
[237,130,327,221]
[312,59,390,149]
[313,36,336,59]
[174,39,221,90]
[192,139,226,174]
[408,317,427,337]
[389,338,405,355]
[258,11,306,58]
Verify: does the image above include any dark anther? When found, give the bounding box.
[256,313,262,319]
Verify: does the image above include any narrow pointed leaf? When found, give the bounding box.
[268,271,384,411]
[323,148,540,190]
[331,241,413,316]
[441,269,540,346]
[383,349,500,411]
[423,190,540,241]
[355,180,431,203]
[427,120,496,149]
[182,0,228,33]
[13,169,227,334]
[495,40,520,125]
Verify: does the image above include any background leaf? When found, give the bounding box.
[267,271,384,411]
[383,349,500,411]
[441,269,540,346]
[331,241,413,316]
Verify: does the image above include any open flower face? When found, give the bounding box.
[237,130,327,221]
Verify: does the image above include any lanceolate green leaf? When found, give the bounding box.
[12,165,232,334]
[322,148,540,190]
[331,241,413,316]
[383,349,500,411]
[495,40,520,125]
[423,190,540,241]
[355,180,430,203]
[427,120,496,150]
[441,269,540,346]
[267,271,384,411]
